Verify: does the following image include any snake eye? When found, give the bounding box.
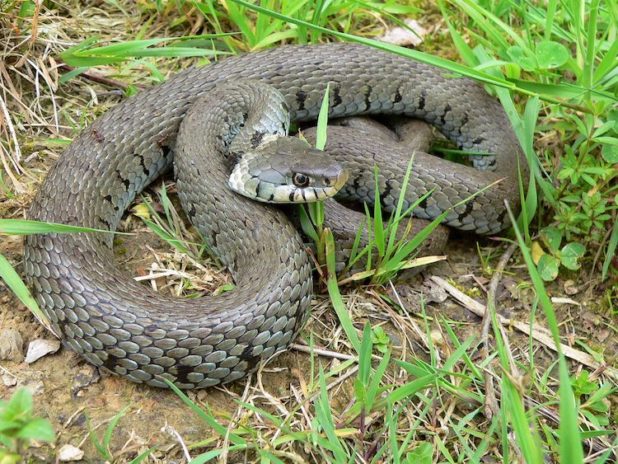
[292,173,310,187]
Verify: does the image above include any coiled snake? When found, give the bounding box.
[24,43,525,389]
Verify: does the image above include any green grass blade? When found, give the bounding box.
[298,205,319,242]
[103,407,129,453]
[506,204,584,462]
[163,379,247,446]
[601,217,618,280]
[357,324,372,387]
[128,447,157,464]
[365,349,390,412]
[384,154,415,259]
[388,374,435,403]
[501,380,543,463]
[373,167,385,259]
[0,219,119,236]
[315,82,330,150]
[325,229,361,352]
[189,444,248,464]
[315,366,348,461]
[0,253,51,328]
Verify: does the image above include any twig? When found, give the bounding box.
[162,424,191,462]
[290,343,355,361]
[0,93,24,191]
[220,375,253,463]
[387,280,431,350]
[430,275,618,381]
[57,64,143,91]
[63,406,86,428]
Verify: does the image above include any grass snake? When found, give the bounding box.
[25,43,525,389]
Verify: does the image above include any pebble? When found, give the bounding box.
[0,328,24,362]
[25,338,61,364]
[58,444,85,462]
[2,373,18,387]
[72,365,100,396]
[379,19,428,46]
[22,378,45,396]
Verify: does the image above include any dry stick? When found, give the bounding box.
[219,376,254,464]
[290,343,356,361]
[57,64,143,91]
[430,275,618,382]
[162,425,191,462]
[0,94,24,191]
[481,242,518,420]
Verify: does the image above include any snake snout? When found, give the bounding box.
[281,148,348,203]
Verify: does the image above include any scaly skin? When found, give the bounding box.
[24,43,526,389]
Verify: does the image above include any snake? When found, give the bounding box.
[24,43,526,389]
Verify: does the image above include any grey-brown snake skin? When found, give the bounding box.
[24,43,526,389]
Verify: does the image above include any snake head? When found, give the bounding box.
[229,136,349,203]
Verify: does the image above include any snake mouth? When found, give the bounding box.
[330,168,349,193]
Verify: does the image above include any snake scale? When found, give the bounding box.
[24,43,525,389]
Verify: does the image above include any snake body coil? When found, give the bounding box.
[25,43,525,388]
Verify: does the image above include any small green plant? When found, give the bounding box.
[571,371,615,429]
[0,389,55,463]
[533,226,586,281]
[553,144,615,243]
[371,326,390,354]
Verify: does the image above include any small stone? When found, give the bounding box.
[22,379,45,396]
[58,444,84,462]
[2,373,18,387]
[424,278,448,303]
[25,338,61,364]
[72,365,100,396]
[0,329,24,362]
[379,19,428,47]
[595,329,610,343]
[17,370,45,396]
[563,279,579,295]
[192,389,209,403]
[430,329,444,346]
